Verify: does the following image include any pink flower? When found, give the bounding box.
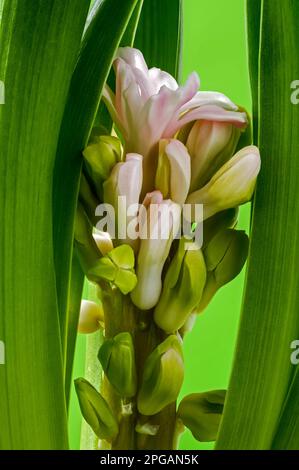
[103,47,247,195]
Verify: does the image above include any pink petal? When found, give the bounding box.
[164,105,248,137]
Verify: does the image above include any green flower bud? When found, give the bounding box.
[98,332,137,397]
[186,145,261,221]
[74,378,119,440]
[87,245,137,294]
[186,120,241,192]
[79,173,100,226]
[204,228,249,285]
[78,300,104,334]
[155,139,191,204]
[154,239,206,332]
[202,207,239,246]
[83,135,122,200]
[74,203,101,271]
[197,229,249,312]
[137,335,184,416]
[177,390,226,442]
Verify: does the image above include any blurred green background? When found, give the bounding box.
[69,0,251,450]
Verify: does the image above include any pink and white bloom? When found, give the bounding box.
[131,191,181,310]
[103,47,248,195]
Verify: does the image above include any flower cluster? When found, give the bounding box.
[75,48,261,439]
[78,47,260,319]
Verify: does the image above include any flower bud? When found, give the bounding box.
[177,390,226,442]
[87,245,137,295]
[131,192,181,310]
[83,135,122,199]
[202,208,238,246]
[186,146,261,221]
[103,153,143,249]
[137,335,184,416]
[155,139,191,204]
[74,203,102,271]
[74,378,119,440]
[78,300,104,334]
[186,120,241,192]
[98,332,137,397]
[197,229,249,312]
[154,239,206,332]
[93,231,113,255]
[79,173,100,226]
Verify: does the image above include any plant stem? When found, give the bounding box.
[99,286,177,450]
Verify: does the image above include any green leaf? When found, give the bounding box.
[216,0,299,449]
[272,365,299,449]
[65,251,85,405]
[0,0,89,449]
[52,0,138,369]
[246,0,262,144]
[134,0,182,80]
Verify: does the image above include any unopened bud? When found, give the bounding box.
[137,335,184,416]
[197,229,249,312]
[154,239,206,332]
[177,390,226,442]
[74,203,102,271]
[186,120,241,192]
[83,135,122,199]
[98,332,137,397]
[78,300,104,334]
[186,146,261,221]
[155,139,191,204]
[93,231,113,255]
[131,192,181,310]
[74,378,118,440]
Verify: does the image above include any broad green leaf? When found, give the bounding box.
[0,0,90,449]
[272,366,299,449]
[65,251,85,405]
[216,0,299,449]
[52,0,138,370]
[246,0,261,144]
[134,0,182,80]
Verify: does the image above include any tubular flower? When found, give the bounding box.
[103,47,247,194]
[130,191,181,310]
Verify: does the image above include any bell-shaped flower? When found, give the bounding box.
[155,139,191,205]
[186,146,261,221]
[103,47,247,195]
[185,120,242,192]
[131,191,181,310]
[103,153,143,249]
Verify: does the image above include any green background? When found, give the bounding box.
[69,0,251,450]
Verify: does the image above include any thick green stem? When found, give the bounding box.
[100,286,177,450]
